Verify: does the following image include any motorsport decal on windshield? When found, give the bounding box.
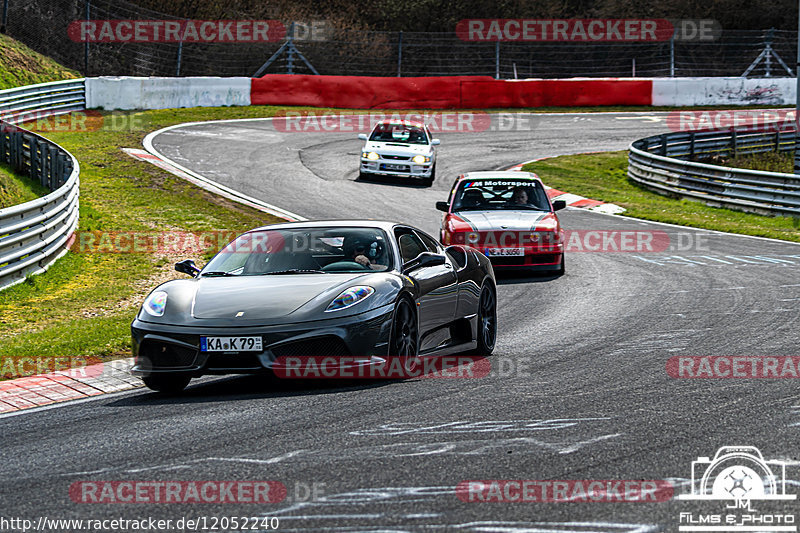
[463,180,536,187]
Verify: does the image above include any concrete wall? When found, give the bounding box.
[652,77,796,106]
[86,77,251,110]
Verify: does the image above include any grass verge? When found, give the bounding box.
[0,34,80,90]
[523,151,800,242]
[707,151,794,173]
[0,162,48,208]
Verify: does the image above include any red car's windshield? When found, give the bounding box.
[452,180,551,211]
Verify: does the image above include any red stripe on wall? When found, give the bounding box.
[251,75,653,109]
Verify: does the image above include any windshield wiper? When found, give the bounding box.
[263,269,327,275]
[202,270,236,277]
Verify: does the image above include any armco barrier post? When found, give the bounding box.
[495,41,500,79]
[397,31,402,77]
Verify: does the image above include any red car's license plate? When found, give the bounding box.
[486,248,524,257]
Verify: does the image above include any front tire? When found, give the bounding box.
[142,373,191,393]
[475,284,497,355]
[390,297,420,373]
[556,253,565,276]
[422,164,436,187]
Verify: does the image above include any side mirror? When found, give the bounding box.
[358,133,368,141]
[175,259,200,277]
[435,201,450,212]
[552,200,567,211]
[403,252,446,273]
[431,139,441,146]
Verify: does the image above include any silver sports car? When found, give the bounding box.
[131,221,497,392]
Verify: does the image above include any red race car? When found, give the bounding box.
[436,171,566,274]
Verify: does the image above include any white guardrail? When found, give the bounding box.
[0,79,84,290]
[628,126,800,217]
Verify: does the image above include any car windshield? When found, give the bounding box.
[451,179,551,211]
[369,123,429,145]
[201,227,393,276]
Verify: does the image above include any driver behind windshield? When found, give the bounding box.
[509,186,530,206]
[342,235,388,270]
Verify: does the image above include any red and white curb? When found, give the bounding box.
[506,160,626,215]
[0,359,142,414]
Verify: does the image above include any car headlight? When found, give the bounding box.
[412,155,430,164]
[362,152,380,160]
[142,291,168,317]
[326,286,375,312]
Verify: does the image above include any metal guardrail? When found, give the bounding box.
[628,127,800,217]
[0,80,84,291]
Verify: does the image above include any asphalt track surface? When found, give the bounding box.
[3,112,800,532]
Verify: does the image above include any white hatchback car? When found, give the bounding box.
[358,120,440,186]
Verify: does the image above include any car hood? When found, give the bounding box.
[191,275,361,320]
[363,141,432,155]
[138,272,404,327]
[455,210,553,232]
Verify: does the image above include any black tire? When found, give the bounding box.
[390,297,420,374]
[358,170,370,180]
[556,253,565,276]
[422,164,436,187]
[142,373,191,393]
[475,284,497,356]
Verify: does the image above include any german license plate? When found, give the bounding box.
[201,336,263,352]
[381,163,408,171]
[486,248,524,257]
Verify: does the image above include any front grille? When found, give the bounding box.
[138,341,198,369]
[382,155,410,160]
[489,254,559,266]
[489,256,526,266]
[271,336,351,358]
[206,353,262,370]
[530,254,558,265]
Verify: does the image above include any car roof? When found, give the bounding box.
[375,119,425,128]
[458,170,542,183]
[247,220,406,233]
[459,171,541,183]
